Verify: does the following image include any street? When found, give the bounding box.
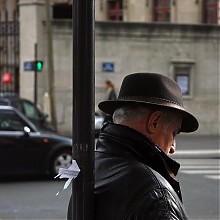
[0,177,71,219]
[177,158,219,220]
[0,135,219,220]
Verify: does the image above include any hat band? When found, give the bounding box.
[118,96,185,111]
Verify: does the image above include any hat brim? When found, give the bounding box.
[98,100,199,133]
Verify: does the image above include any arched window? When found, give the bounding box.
[107,0,123,21]
[153,0,170,22]
[203,0,217,24]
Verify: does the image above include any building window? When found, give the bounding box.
[203,0,217,24]
[53,4,72,19]
[107,0,123,21]
[153,0,170,22]
[174,66,191,96]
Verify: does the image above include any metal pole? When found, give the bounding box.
[71,0,95,219]
[45,0,57,130]
[34,43,37,105]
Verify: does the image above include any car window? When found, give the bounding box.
[22,101,40,120]
[0,110,27,131]
[12,100,23,113]
[0,99,10,105]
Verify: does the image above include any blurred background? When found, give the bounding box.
[0,0,219,219]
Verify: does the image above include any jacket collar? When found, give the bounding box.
[97,122,180,177]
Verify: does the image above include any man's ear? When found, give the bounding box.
[146,111,163,134]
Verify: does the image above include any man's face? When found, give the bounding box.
[152,112,182,155]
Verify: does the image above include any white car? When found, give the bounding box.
[95,112,104,137]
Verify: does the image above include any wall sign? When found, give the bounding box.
[102,62,114,72]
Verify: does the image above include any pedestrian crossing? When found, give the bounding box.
[178,159,220,180]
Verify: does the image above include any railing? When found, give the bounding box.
[0,10,19,93]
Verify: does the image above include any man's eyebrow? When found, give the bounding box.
[174,128,181,135]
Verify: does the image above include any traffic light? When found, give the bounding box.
[35,61,43,72]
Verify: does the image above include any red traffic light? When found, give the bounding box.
[2,72,12,84]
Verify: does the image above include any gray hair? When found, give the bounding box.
[113,104,180,127]
[112,105,153,124]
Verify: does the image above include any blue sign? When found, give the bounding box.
[24,61,34,71]
[102,62,114,72]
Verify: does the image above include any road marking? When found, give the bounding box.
[178,158,219,180]
[180,170,220,174]
[204,175,220,180]
[175,149,220,156]
[180,165,219,169]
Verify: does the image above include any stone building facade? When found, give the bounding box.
[95,22,219,136]
[1,0,219,136]
[95,0,220,24]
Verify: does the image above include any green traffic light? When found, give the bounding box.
[36,61,43,71]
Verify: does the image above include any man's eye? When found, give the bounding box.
[173,131,178,138]
[174,129,180,137]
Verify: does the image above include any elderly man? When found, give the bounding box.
[94,72,199,219]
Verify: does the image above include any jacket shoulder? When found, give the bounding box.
[124,166,188,220]
[125,187,188,220]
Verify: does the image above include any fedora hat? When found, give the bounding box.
[99,72,199,133]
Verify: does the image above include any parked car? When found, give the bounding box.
[0,94,55,132]
[0,105,72,176]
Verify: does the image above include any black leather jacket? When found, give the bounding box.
[95,123,188,220]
